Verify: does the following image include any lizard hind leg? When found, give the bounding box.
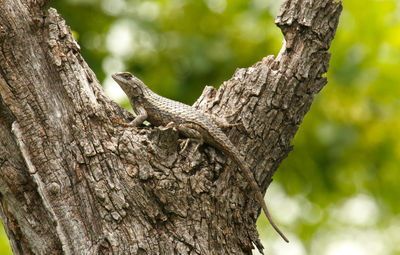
[211,115,243,131]
[175,124,204,153]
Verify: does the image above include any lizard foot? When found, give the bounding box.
[111,116,139,131]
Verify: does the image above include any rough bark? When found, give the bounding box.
[0,0,342,254]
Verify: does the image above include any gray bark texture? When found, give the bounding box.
[0,0,342,254]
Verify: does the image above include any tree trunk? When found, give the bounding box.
[0,0,342,254]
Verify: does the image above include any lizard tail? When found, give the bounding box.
[233,153,290,243]
[254,190,290,243]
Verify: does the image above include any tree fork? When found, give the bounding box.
[0,0,342,254]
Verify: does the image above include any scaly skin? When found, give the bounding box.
[112,72,289,243]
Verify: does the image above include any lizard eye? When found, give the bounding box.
[121,73,132,79]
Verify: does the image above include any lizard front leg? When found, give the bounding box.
[112,105,148,128]
[129,105,148,127]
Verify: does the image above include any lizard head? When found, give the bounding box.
[112,72,146,97]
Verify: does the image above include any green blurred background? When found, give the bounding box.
[2,0,400,254]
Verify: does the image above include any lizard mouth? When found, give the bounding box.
[111,73,120,82]
[111,73,130,92]
[111,72,124,82]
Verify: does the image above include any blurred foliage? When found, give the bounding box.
[0,223,11,255]
[50,0,283,104]
[2,0,400,254]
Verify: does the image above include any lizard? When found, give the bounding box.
[112,72,289,243]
